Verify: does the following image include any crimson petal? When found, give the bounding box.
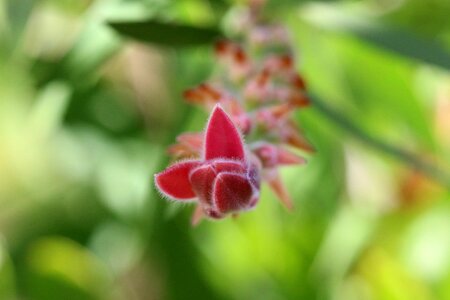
[154,160,200,200]
[204,105,245,160]
[213,159,246,174]
[189,164,217,205]
[213,172,254,213]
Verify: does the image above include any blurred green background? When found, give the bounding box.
[1,0,450,299]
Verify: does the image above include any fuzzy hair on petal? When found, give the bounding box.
[212,172,254,214]
[204,104,245,161]
[154,160,200,201]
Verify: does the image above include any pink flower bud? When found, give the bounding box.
[214,40,252,82]
[264,54,294,73]
[167,132,203,159]
[183,83,223,106]
[249,25,289,47]
[154,105,261,222]
[244,69,273,103]
[290,73,307,90]
[252,142,306,168]
[189,159,260,219]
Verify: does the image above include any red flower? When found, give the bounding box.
[154,105,261,223]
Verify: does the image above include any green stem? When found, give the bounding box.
[310,93,450,191]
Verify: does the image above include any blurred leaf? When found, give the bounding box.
[208,0,229,11]
[108,19,223,47]
[89,222,143,275]
[63,84,144,137]
[30,0,155,86]
[358,248,434,300]
[438,270,450,300]
[29,82,71,138]
[401,203,450,282]
[150,216,226,300]
[174,1,216,26]
[265,0,303,15]
[383,0,450,37]
[335,39,436,149]
[26,237,112,300]
[309,94,450,190]
[5,0,35,47]
[299,3,450,71]
[310,204,376,298]
[0,239,16,299]
[44,0,91,14]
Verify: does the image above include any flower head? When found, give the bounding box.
[155,105,261,224]
[154,5,313,224]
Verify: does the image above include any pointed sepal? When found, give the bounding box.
[277,147,307,165]
[191,205,204,226]
[284,121,315,153]
[265,169,294,211]
[154,160,200,200]
[204,105,245,160]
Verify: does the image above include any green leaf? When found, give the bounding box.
[309,93,450,190]
[0,240,16,299]
[299,3,450,71]
[108,19,223,47]
[26,237,112,300]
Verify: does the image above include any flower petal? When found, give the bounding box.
[213,172,254,213]
[213,159,246,174]
[154,160,200,200]
[204,105,245,160]
[189,164,216,205]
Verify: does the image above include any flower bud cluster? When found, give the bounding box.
[155,6,313,224]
